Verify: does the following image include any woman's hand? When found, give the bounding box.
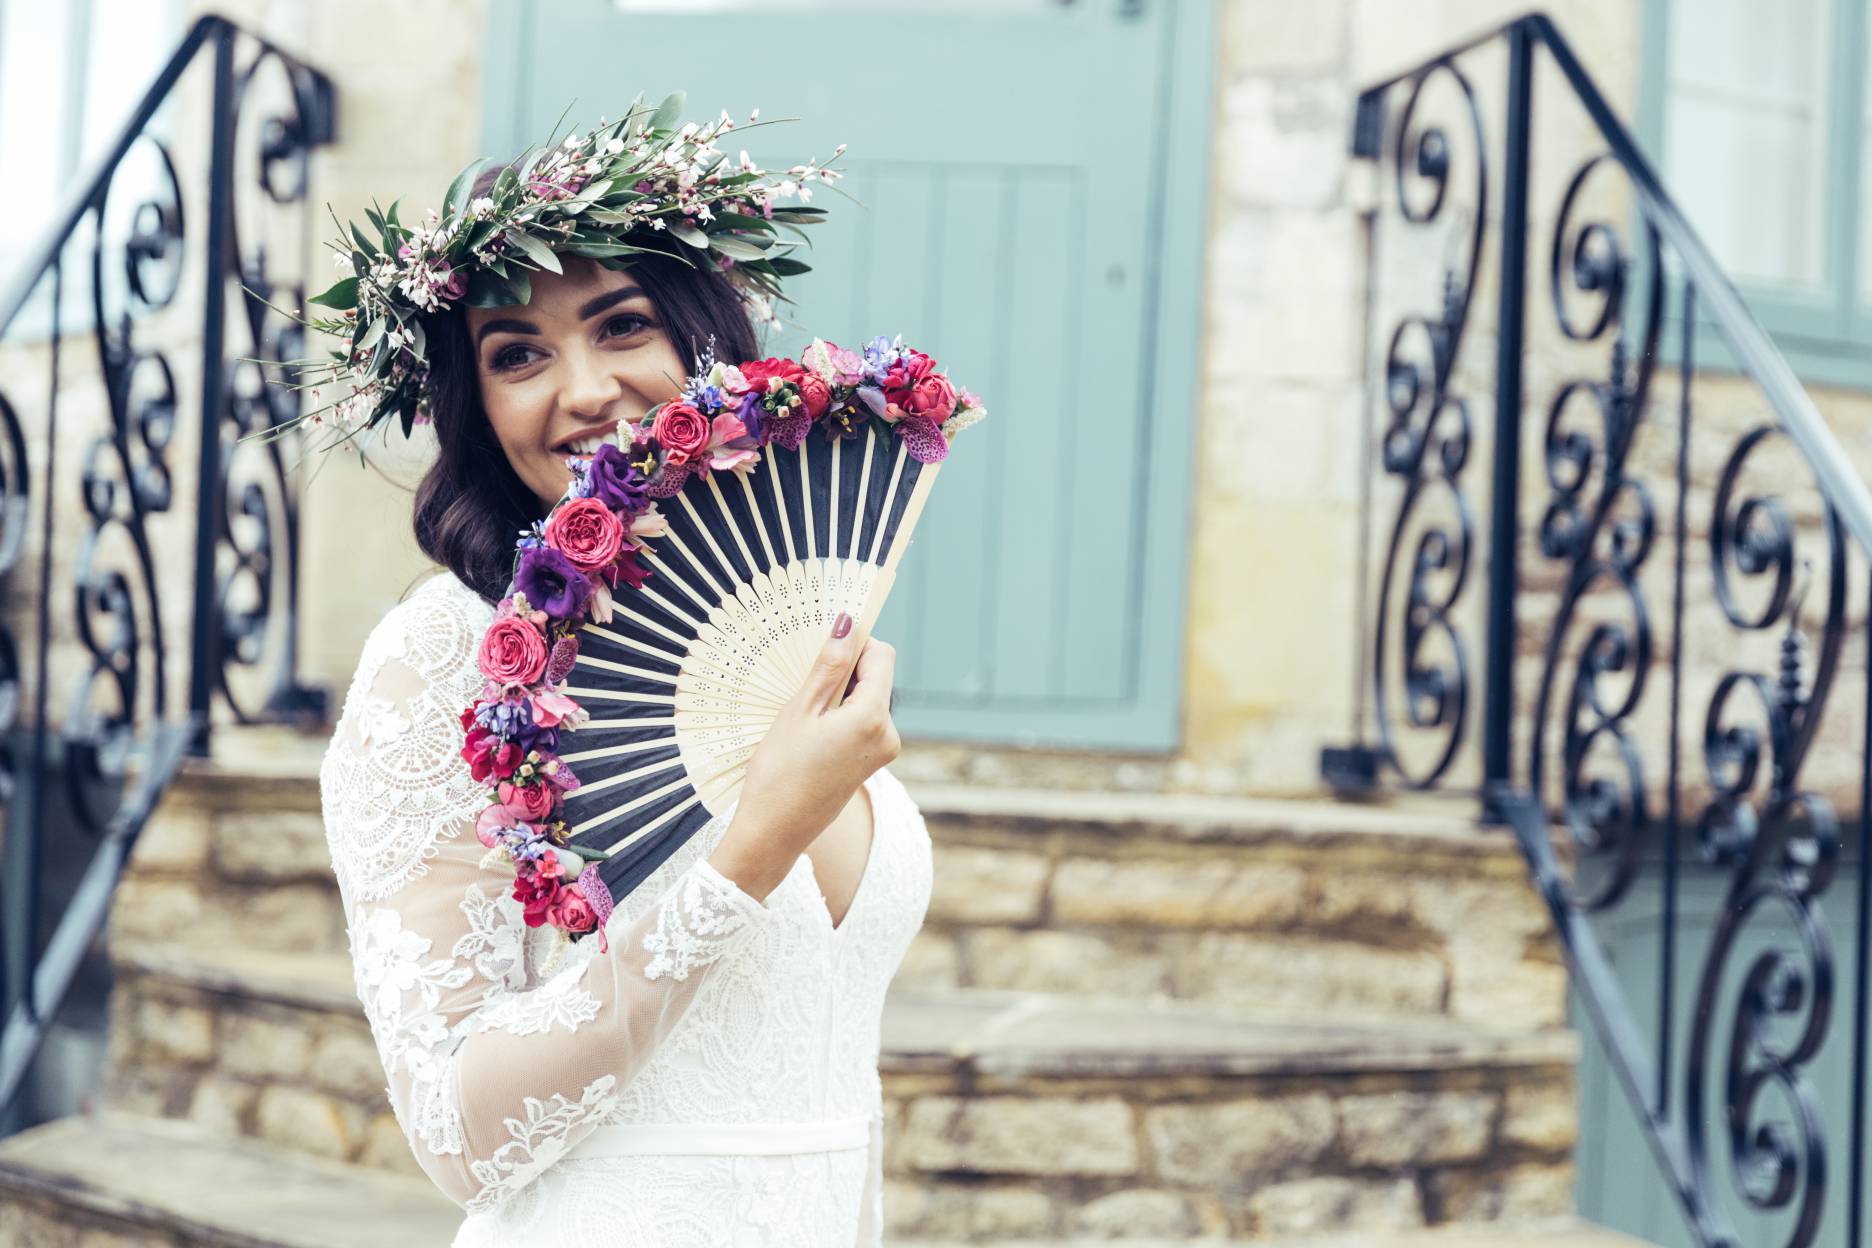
[707,611,899,902]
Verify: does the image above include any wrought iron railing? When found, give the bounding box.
[1324,13,1872,1248]
[0,15,333,1120]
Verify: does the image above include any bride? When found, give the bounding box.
[312,104,934,1246]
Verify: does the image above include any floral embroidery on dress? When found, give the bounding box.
[640,858,768,982]
[464,1076,620,1213]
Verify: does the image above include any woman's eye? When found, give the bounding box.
[490,344,536,372]
[603,313,652,338]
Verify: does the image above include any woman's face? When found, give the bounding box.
[464,255,688,512]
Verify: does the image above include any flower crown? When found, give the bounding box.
[463,334,986,961]
[264,92,844,454]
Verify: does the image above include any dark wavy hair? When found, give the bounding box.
[411,166,761,606]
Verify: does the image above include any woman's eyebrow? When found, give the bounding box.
[475,285,649,349]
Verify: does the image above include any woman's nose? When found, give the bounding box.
[559,345,625,418]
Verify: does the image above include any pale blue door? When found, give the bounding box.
[479,0,1214,751]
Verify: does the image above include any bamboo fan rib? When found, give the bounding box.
[554,418,941,902]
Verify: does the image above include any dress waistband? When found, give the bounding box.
[566,1114,871,1158]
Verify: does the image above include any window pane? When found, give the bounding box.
[1663,0,1832,291]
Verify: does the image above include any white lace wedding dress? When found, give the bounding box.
[317,570,933,1246]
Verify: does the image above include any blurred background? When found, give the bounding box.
[8,1,1872,1246]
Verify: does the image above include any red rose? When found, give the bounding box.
[478,615,548,687]
[651,402,710,462]
[906,373,957,423]
[543,496,625,572]
[796,372,831,420]
[498,778,554,823]
[739,357,806,393]
[884,350,936,401]
[514,863,565,928]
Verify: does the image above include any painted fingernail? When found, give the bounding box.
[832,612,852,639]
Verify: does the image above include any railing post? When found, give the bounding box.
[1482,21,1534,824]
[187,25,235,758]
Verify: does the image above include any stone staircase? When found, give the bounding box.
[0,728,1646,1245]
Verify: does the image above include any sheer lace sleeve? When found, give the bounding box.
[318,578,775,1214]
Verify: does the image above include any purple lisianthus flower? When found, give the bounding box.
[735,390,764,442]
[585,442,649,514]
[475,697,560,754]
[515,544,592,619]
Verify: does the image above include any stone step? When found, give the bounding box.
[0,1113,1638,1248]
[105,939,1579,1240]
[120,727,1562,1027]
[0,1111,458,1247]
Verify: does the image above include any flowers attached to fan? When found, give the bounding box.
[459,334,986,952]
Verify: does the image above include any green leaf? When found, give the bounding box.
[667,220,709,250]
[508,229,562,274]
[356,315,387,354]
[492,164,519,203]
[764,257,812,276]
[766,207,828,224]
[350,222,379,258]
[508,269,531,305]
[712,211,777,234]
[465,269,514,307]
[706,234,770,261]
[308,276,359,310]
[565,241,666,258]
[408,318,427,359]
[444,157,491,219]
[650,90,685,134]
[564,179,612,214]
[387,198,403,230]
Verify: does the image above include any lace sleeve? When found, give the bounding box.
[319,581,775,1214]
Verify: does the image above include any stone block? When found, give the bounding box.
[134,996,215,1066]
[1169,932,1447,1016]
[219,1011,312,1083]
[1072,1187,1206,1238]
[1216,76,1349,210]
[187,1073,256,1136]
[213,809,334,882]
[253,1084,353,1161]
[1145,1095,1335,1188]
[1501,1076,1577,1154]
[898,1096,1139,1178]
[1242,1175,1423,1237]
[1336,1089,1498,1167]
[310,1025,388,1101]
[894,930,960,989]
[927,844,1050,924]
[1048,856,1307,928]
[242,883,346,951]
[962,928,1172,997]
[880,1178,1056,1239]
[1428,1161,1576,1223]
[130,806,210,874]
[359,1111,423,1179]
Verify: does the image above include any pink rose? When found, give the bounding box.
[651,402,711,464]
[549,889,598,934]
[478,615,548,687]
[796,372,831,420]
[543,497,625,572]
[906,374,957,423]
[498,779,554,823]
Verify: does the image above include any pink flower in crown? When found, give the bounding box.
[543,497,626,573]
[476,802,518,849]
[905,373,958,423]
[528,686,584,729]
[706,413,759,473]
[498,777,555,823]
[435,262,468,301]
[479,615,548,687]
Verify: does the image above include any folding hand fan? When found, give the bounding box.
[553,413,942,904]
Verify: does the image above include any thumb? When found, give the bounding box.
[804,610,863,709]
